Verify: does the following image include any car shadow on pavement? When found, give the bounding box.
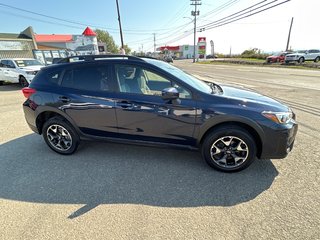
[0,134,278,219]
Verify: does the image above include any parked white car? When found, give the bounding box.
[285,49,320,64]
[0,58,44,87]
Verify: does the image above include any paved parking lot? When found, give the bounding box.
[0,62,319,240]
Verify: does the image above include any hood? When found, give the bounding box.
[219,85,289,111]
[20,65,43,71]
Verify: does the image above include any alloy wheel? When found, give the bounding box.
[210,136,249,169]
[46,124,73,151]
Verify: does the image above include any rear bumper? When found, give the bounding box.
[260,121,298,159]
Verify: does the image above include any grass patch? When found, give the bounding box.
[197,59,320,70]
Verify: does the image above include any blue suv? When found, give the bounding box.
[22,55,298,172]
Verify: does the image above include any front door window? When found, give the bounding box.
[115,64,191,99]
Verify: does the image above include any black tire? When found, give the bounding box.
[201,126,257,172]
[0,81,3,86]
[314,57,320,63]
[285,60,289,64]
[19,76,29,87]
[42,117,80,155]
[298,57,304,64]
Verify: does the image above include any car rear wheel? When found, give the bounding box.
[314,57,320,63]
[42,117,80,155]
[298,57,304,64]
[19,76,29,87]
[201,126,257,172]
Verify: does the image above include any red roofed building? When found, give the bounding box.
[35,34,73,44]
[35,27,98,53]
[0,26,105,64]
[82,27,97,36]
[32,27,99,64]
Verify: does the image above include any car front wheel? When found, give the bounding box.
[314,57,320,63]
[201,126,257,172]
[298,57,304,64]
[42,117,80,155]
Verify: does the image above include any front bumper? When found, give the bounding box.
[285,57,299,62]
[267,58,277,63]
[260,121,298,159]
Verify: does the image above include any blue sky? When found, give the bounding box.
[0,0,319,54]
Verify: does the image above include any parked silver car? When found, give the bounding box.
[285,49,320,64]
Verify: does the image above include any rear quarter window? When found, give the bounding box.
[31,68,62,86]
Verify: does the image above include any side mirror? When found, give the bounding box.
[162,87,179,100]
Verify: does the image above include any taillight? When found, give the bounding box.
[22,87,36,98]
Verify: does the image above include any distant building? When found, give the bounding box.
[0,27,37,59]
[34,27,99,64]
[0,26,102,65]
[157,45,197,59]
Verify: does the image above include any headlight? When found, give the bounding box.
[262,111,293,124]
[26,71,37,75]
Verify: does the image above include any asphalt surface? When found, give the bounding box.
[0,61,319,240]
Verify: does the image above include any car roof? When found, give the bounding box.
[1,58,39,61]
[39,55,161,71]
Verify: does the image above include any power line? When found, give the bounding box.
[198,0,239,21]
[198,0,271,29]
[0,2,193,34]
[202,0,291,31]
[0,9,84,30]
[156,0,290,48]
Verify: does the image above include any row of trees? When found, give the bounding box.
[240,48,268,59]
[95,29,131,54]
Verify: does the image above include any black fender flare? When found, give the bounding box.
[196,115,265,146]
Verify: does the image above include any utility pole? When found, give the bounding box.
[116,0,124,49]
[191,0,201,63]
[153,33,156,53]
[286,17,294,51]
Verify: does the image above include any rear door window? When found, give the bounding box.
[61,64,110,92]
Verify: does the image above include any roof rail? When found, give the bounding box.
[56,54,144,63]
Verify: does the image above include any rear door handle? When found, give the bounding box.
[58,96,71,103]
[117,101,133,109]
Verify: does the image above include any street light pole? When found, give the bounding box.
[116,0,124,49]
[191,0,201,63]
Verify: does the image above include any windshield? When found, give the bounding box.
[143,58,212,94]
[14,59,43,67]
[297,50,306,53]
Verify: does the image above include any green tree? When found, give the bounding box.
[95,29,118,53]
[241,48,267,59]
[123,44,131,55]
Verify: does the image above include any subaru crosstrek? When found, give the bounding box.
[22,55,298,172]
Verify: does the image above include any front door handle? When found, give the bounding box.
[58,96,71,103]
